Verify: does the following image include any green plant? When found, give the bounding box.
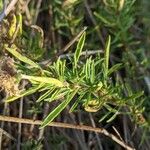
[0,0,149,149]
[4,29,144,129]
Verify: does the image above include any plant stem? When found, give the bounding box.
[0,115,135,150]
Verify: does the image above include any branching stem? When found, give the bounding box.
[0,115,135,150]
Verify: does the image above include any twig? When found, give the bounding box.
[17,98,23,150]
[40,49,103,65]
[112,126,123,141]
[59,49,103,59]
[0,115,135,150]
[89,113,103,150]
[17,81,26,150]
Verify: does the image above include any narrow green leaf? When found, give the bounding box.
[21,74,64,87]
[5,46,39,68]
[107,111,119,123]
[85,59,88,81]
[6,84,43,102]
[49,89,62,101]
[94,12,114,26]
[40,88,79,128]
[104,104,118,113]
[85,57,92,82]
[70,92,86,112]
[104,35,111,77]
[99,111,112,122]
[37,88,56,102]
[123,91,144,101]
[46,89,69,102]
[90,60,95,84]
[125,83,133,96]
[108,63,122,75]
[49,88,68,100]
[74,32,86,67]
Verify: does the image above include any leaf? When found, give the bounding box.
[17,13,23,35]
[47,88,69,102]
[84,99,100,112]
[8,14,16,38]
[54,58,66,80]
[108,63,122,75]
[63,0,79,8]
[94,12,114,27]
[107,111,119,123]
[37,88,69,103]
[104,104,118,113]
[37,88,56,102]
[5,46,40,68]
[69,92,86,112]
[123,91,144,101]
[99,111,112,122]
[90,60,95,84]
[85,57,92,81]
[6,84,43,103]
[104,35,111,78]
[118,0,125,11]
[74,32,86,68]
[40,88,79,128]
[21,75,65,88]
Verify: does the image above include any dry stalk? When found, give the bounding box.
[0,115,135,150]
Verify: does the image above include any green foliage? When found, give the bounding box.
[5,30,144,128]
[94,0,136,46]
[0,0,149,147]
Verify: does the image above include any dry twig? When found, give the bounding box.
[0,115,135,150]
